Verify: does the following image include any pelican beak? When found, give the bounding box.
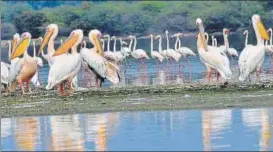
[39,29,54,55]
[12,39,18,53]
[199,32,208,51]
[92,34,103,55]
[53,34,79,56]
[257,20,269,40]
[10,37,30,60]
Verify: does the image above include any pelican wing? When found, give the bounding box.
[80,48,120,84]
[179,47,196,57]
[199,46,232,79]
[151,51,164,62]
[238,45,265,81]
[46,54,81,89]
[8,58,23,84]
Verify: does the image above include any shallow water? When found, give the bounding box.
[2,108,273,151]
[1,33,273,87]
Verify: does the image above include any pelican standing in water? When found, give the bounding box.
[9,32,38,95]
[80,29,120,87]
[46,29,83,96]
[196,18,232,82]
[238,14,269,82]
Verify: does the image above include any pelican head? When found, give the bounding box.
[196,18,208,50]
[252,14,269,40]
[39,24,59,55]
[10,32,31,60]
[267,28,272,33]
[12,33,20,52]
[53,29,83,56]
[89,29,103,55]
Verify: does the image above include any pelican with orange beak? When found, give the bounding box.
[196,18,232,82]
[9,32,38,95]
[46,29,83,96]
[238,14,269,82]
[38,24,59,66]
[80,29,120,87]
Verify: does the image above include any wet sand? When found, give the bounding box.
[1,82,273,117]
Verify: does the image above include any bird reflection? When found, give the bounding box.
[202,109,232,151]
[259,109,271,151]
[49,115,84,151]
[242,108,263,129]
[14,117,40,151]
[85,112,120,151]
[1,118,12,138]
[202,111,212,151]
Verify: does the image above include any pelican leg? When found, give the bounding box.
[68,81,74,95]
[19,81,25,95]
[26,80,32,94]
[256,68,261,82]
[59,82,66,96]
[216,72,220,83]
[3,84,9,96]
[206,67,212,83]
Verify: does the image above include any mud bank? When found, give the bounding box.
[1,82,273,117]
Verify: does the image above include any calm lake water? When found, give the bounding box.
[2,108,273,151]
[1,32,273,87]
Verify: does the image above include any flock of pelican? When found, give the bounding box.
[1,14,273,96]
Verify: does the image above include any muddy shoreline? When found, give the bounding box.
[2,82,273,118]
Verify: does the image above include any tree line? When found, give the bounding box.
[1,1,273,40]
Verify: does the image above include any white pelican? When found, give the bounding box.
[30,40,43,87]
[103,34,118,62]
[238,14,269,82]
[9,32,38,95]
[80,29,120,87]
[46,29,83,96]
[39,24,78,89]
[196,18,232,82]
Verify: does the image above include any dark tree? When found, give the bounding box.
[14,12,48,38]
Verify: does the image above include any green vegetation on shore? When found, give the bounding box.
[2,1,273,39]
